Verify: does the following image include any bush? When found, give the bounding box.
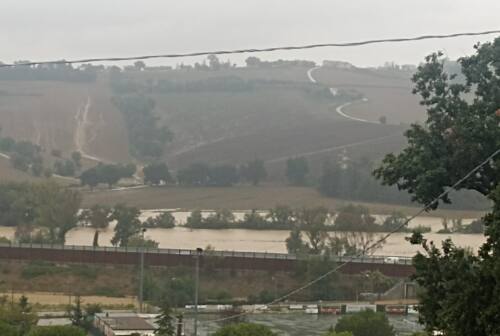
[27,325,86,336]
[335,310,395,336]
[213,323,276,336]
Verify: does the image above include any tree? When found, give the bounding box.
[127,235,159,248]
[298,207,330,254]
[134,61,146,71]
[143,212,176,228]
[54,160,75,177]
[381,211,408,232]
[177,163,210,186]
[267,205,296,229]
[78,205,111,229]
[286,157,309,186]
[154,300,175,336]
[79,166,100,189]
[92,230,99,247]
[209,164,239,186]
[374,38,500,335]
[143,162,173,185]
[19,295,30,313]
[68,295,84,328]
[110,204,141,246]
[335,310,395,336]
[285,227,306,254]
[71,151,82,168]
[241,159,267,186]
[378,116,387,124]
[213,323,276,336]
[0,322,17,336]
[245,57,262,67]
[319,160,342,197]
[334,205,377,232]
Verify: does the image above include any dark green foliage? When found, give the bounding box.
[79,163,136,188]
[176,163,210,186]
[112,94,172,159]
[71,151,82,168]
[374,38,500,335]
[27,325,86,336]
[127,236,159,248]
[0,322,17,336]
[209,164,239,187]
[143,212,176,228]
[213,323,276,336]
[374,40,500,207]
[154,300,175,336]
[286,157,309,185]
[110,204,142,246]
[0,182,81,244]
[54,160,75,177]
[298,207,330,254]
[240,159,267,185]
[143,162,173,185]
[335,310,395,336]
[78,205,111,229]
[334,205,377,232]
[0,137,44,176]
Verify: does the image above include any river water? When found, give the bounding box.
[0,210,486,257]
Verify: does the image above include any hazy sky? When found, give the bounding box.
[1,0,499,67]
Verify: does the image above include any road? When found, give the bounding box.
[307,66,377,124]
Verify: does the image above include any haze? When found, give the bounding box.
[1,0,499,67]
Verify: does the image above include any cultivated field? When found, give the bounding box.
[81,185,485,218]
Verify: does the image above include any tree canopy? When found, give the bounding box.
[334,310,395,336]
[375,37,500,335]
[213,323,276,336]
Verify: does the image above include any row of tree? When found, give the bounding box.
[79,162,136,189]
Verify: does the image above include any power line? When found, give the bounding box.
[203,147,500,324]
[1,29,500,68]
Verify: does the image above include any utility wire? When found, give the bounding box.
[203,147,500,324]
[1,29,500,68]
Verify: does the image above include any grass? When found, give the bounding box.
[82,185,485,218]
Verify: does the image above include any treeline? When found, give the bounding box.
[245,56,316,68]
[0,62,98,82]
[0,134,44,176]
[183,205,425,233]
[79,163,136,189]
[142,159,268,187]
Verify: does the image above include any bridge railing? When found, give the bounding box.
[0,242,412,265]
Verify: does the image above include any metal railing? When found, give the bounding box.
[0,242,413,265]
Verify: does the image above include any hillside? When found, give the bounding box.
[0,60,429,187]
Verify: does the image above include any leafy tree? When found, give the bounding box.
[374,38,500,335]
[241,159,267,186]
[286,157,309,185]
[78,205,111,229]
[143,162,173,185]
[71,151,82,168]
[134,61,146,71]
[335,310,395,336]
[245,57,262,67]
[334,205,377,232]
[154,300,175,336]
[143,212,176,228]
[286,227,306,254]
[92,230,99,247]
[68,295,84,328]
[381,211,408,232]
[110,204,141,246]
[209,164,239,186]
[213,323,276,336]
[79,166,100,189]
[186,210,203,227]
[19,295,30,313]
[239,210,268,229]
[298,207,330,254]
[177,163,210,186]
[54,160,75,177]
[0,322,17,336]
[127,235,159,248]
[267,205,296,229]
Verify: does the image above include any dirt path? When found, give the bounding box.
[307,66,377,124]
[74,97,103,163]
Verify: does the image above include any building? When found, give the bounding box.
[94,313,157,336]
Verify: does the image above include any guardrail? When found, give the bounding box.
[0,242,412,265]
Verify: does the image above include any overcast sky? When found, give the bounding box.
[1,0,499,67]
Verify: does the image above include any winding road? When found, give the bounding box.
[307,66,377,124]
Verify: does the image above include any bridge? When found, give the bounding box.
[0,243,415,278]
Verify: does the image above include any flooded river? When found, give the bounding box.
[0,210,486,257]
